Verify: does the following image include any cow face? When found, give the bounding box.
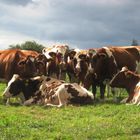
[3,74,24,99]
[35,54,47,75]
[91,52,107,79]
[18,56,37,78]
[3,74,43,104]
[75,54,88,74]
[110,67,133,88]
[91,48,118,80]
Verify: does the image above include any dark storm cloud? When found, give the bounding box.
[37,0,140,48]
[0,0,140,49]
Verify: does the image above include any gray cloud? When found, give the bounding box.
[0,0,140,49]
[0,0,32,6]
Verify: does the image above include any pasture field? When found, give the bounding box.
[0,83,140,140]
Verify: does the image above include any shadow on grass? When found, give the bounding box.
[91,97,125,106]
[0,96,126,108]
[132,128,140,135]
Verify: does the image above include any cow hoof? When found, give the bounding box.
[99,99,105,103]
[23,98,34,106]
[6,103,10,106]
[120,98,128,104]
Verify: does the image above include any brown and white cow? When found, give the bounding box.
[84,46,140,100]
[65,48,97,84]
[3,74,94,107]
[110,67,140,105]
[42,44,69,80]
[0,49,41,82]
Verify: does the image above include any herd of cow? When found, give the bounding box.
[0,44,140,107]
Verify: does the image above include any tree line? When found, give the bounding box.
[9,41,45,53]
[9,39,139,53]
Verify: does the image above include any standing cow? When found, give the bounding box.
[84,46,140,100]
[110,67,140,105]
[42,44,69,80]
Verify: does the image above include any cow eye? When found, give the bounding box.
[51,96,55,101]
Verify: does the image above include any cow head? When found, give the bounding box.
[18,55,37,78]
[3,74,44,104]
[74,50,88,73]
[35,54,47,75]
[3,74,22,98]
[110,67,139,91]
[91,47,118,80]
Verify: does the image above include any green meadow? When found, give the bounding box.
[0,83,140,140]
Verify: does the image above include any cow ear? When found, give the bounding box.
[37,61,44,66]
[124,71,132,78]
[49,52,56,58]
[69,50,76,57]
[18,59,26,66]
[27,56,35,62]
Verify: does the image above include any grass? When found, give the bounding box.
[0,83,140,140]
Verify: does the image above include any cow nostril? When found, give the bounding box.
[74,69,80,74]
[76,67,81,72]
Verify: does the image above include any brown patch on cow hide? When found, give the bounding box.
[65,84,79,97]
[65,84,93,104]
[46,77,51,81]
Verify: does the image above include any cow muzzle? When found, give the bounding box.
[75,67,81,74]
[3,92,12,99]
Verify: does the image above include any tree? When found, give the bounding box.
[9,41,45,53]
[131,39,139,46]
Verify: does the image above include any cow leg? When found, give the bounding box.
[120,97,128,103]
[92,84,97,100]
[100,83,106,100]
[6,98,10,105]
[111,88,118,102]
[46,103,63,107]
[126,93,135,103]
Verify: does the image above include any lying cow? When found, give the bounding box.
[110,67,140,105]
[3,74,94,107]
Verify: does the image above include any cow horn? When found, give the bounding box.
[121,66,128,72]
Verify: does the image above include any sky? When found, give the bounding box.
[0,0,140,49]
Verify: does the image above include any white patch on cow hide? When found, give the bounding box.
[121,67,128,72]
[45,84,71,106]
[29,57,35,62]
[70,83,93,98]
[103,47,118,68]
[31,75,46,81]
[88,63,94,73]
[103,47,113,58]
[75,59,81,71]
[67,56,71,63]
[54,44,68,56]
[3,74,20,98]
[79,85,94,99]
[131,81,140,105]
